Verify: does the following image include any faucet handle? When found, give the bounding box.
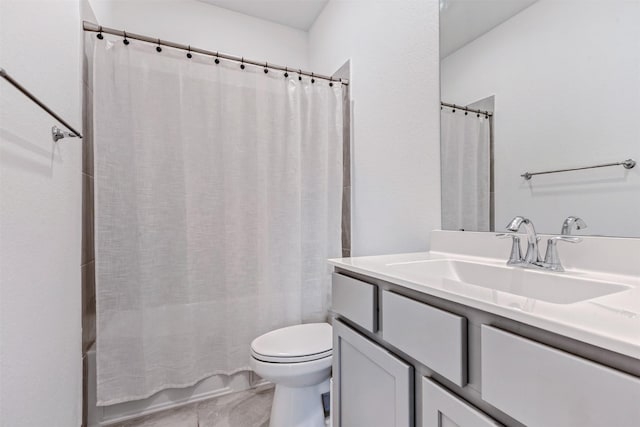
[543,236,583,272]
[550,236,582,244]
[496,233,522,265]
[561,216,587,235]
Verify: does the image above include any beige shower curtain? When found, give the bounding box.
[92,35,343,405]
[440,108,491,231]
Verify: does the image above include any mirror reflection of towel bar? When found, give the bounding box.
[521,159,636,180]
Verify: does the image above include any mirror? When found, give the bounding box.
[439,0,640,237]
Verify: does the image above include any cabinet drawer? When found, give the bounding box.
[332,273,377,332]
[481,325,640,427]
[382,291,467,386]
[422,377,501,427]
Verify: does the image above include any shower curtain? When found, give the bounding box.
[440,108,491,231]
[92,37,343,405]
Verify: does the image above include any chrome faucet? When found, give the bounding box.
[498,216,584,271]
[506,216,541,265]
[561,216,587,235]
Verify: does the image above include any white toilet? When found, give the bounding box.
[250,323,332,427]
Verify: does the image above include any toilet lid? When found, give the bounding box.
[251,323,332,363]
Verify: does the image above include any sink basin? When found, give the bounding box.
[385,259,630,304]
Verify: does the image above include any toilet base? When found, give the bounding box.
[269,378,330,427]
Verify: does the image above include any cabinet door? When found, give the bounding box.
[333,320,413,427]
[422,378,501,427]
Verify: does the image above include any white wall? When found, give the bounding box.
[88,0,309,70]
[308,0,441,256]
[0,0,83,426]
[441,0,640,237]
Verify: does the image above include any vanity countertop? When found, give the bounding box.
[329,231,640,360]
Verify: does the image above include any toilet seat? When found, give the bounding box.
[251,348,332,363]
[250,323,332,363]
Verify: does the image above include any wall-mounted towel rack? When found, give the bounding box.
[0,67,82,142]
[521,159,636,180]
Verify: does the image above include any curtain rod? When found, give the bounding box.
[441,102,493,117]
[83,22,349,86]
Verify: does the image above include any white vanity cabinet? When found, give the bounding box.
[422,378,501,427]
[330,271,640,427]
[333,320,413,427]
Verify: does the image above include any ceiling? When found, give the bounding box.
[440,0,538,58]
[199,0,329,31]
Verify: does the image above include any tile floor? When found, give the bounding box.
[112,386,273,427]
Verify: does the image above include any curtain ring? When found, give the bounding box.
[240,57,245,70]
[452,104,456,113]
[329,76,333,87]
[186,45,192,59]
[284,67,288,78]
[298,69,302,81]
[97,25,104,40]
[215,51,220,64]
[311,72,315,84]
[122,30,129,45]
[156,39,162,53]
[264,61,268,74]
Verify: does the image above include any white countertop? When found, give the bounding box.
[329,232,640,360]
